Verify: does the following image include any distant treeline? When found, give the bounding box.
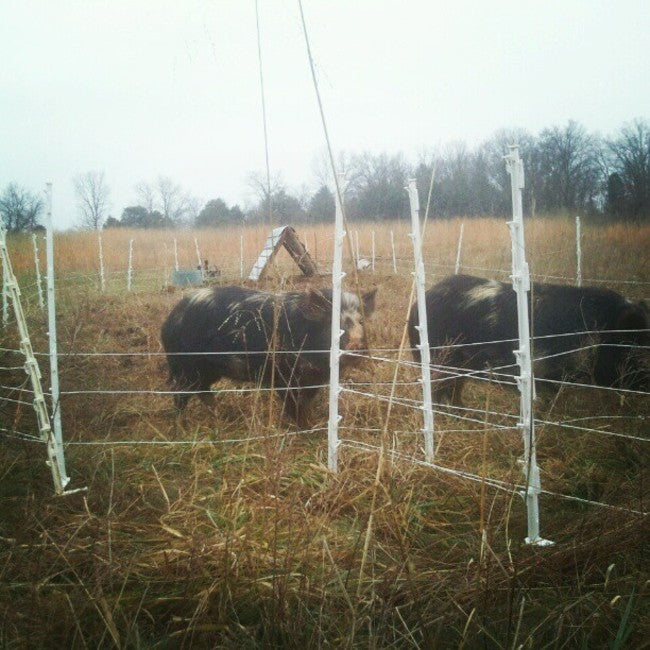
[1,119,648,232]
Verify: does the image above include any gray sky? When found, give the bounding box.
[1,1,649,229]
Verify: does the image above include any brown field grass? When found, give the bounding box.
[1,217,649,647]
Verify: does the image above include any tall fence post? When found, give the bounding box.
[1,220,7,328]
[0,188,70,494]
[390,230,397,274]
[454,222,464,275]
[240,234,244,279]
[32,234,45,309]
[173,238,179,272]
[354,230,360,266]
[371,230,375,272]
[327,174,347,473]
[406,179,435,462]
[575,216,582,287]
[127,238,134,292]
[44,183,70,491]
[97,230,105,292]
[194,237,203,278]
[505,146,552,547]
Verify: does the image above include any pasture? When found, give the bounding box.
[1,217,649,647]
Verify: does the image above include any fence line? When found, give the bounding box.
[0,425,326,447]
[0,427,43,443]
[6,256,650,291]
[2,232,648,524]
[533,417,648,443]
[8,375,644,442]
[0,395,34,406]
[1,327,646,358]
[340,440,648,517]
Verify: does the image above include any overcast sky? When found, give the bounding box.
[1,1,649,229]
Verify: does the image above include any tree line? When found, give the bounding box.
[1,118,648,233]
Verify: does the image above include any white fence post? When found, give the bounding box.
[194,237,202,278]
[406,179,435,462]
[32,234,45,309]
[390,230,397,274]
[97,231,105,291]
[454,222,464,275]
[505,145,552,547]
[240,234,244,279]
[0,189,70,494]
[127,238,134,292]
[1,220,7,328]
[575,216,582,287]
[44,183,70,490]
[371,230,375,272]
[327,174,347,473]
[354,230,360,266]
[173,238,179,272]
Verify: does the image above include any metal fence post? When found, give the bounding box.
[194,237,203,279]
[127,238,134,291]
[0,189,70,494]
[575,216,582,287]
[31,234,45,309]
[44,184,69,488]
[354,230,360,266]
[505,146,552,547]
[406,179,435,462]
[240,234,244,279]
[327,174,347,473]
[455,222,464,275]
[1,221,7,329]
[98,231,105,291]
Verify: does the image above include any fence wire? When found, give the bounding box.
[341,440,648,517]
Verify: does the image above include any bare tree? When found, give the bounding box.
[345,152,409,220]
[246,171,284,223]
[0,183,43,232]
[310,148,354,188]
[74,171,110,230]
[135,182,156,214]
[479,128,538,215]
[607,119,650,221]
[535,120,601,213]
[132,176,197,227]
[157,176,196,224]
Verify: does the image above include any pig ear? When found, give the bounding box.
[299,290,331,321]
[362,288,377,317]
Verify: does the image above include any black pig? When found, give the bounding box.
[408,274,648,404]
[161,286,376,422]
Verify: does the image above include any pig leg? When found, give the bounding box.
[431,371,466,405]
[279,389,299,423]
[174,391,191,411]
[172,375,210,412]
[282,387,318,427]
[198,389,216,409]
[433,350,467,405]
[172,377,195,411]
[448,377,466,405]
[197,383,218,416]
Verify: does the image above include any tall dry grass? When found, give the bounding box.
[0,217,648,647]
[7,217,649,294]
